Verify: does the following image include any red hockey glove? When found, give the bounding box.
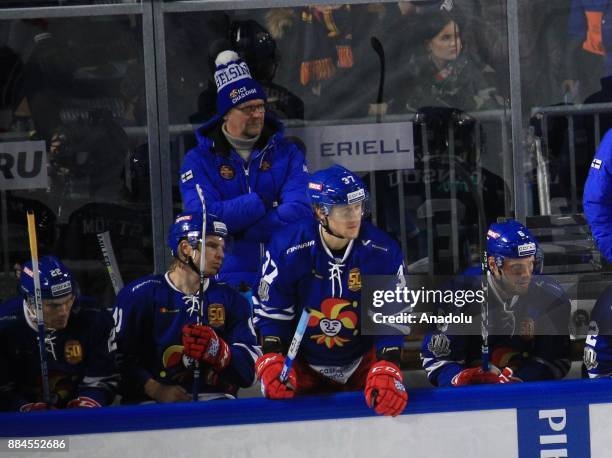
[451,367,501,386]
[66,396,102,408]
[182,323,231,371]
[19,402,53,412]
[498,367,523,384]
[364,360,408,417]
[255,353,296,399]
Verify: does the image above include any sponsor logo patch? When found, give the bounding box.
[308,182,323,191]
[487,230,500,239]
[64,340,83,364]
[286,240,315,255]
[219,165,235,180]
[346,189,365,204]
[259,160,272,171]
[175,214,193,223]
[51,281,72,297]
[517,242,536,256]
[213,221,228,237]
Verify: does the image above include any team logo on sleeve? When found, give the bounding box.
[64,340,83,365]
[207,303,226,327]
[427,334,451,357]
[591,158,603,170]
[259,160,272,171]
[308,298,358,348]
[219,165,235,180]
[348,268,361,292]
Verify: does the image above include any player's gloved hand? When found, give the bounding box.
[19,402,53,412]
[451,367,501,386]
[66,396,102,408]
[498,367,523,384]
[182,323,231,371]
[255,353,296,399]
[364,360,408,417]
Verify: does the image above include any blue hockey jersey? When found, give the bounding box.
[584,284,612,378]
[584,129,612,262]
[421,270,571,387]
[254,218,405,373]
[0,296,118,411]
[114,273,261,402]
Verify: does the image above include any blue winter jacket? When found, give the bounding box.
[584,129,612,261]
[180,114,311,290]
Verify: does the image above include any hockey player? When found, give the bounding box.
[180,50,310,295]
[253,165,408,417]
[0,256,118,412]
[583,285,612,377]
[421,220,571,386]
[114,211,261,403]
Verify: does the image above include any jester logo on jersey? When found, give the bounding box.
[308,298,358,348]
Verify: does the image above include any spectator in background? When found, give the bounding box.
[402,10,502,112]
[0,256,118,411]
[565,0,612,102]
[180,50,310,297]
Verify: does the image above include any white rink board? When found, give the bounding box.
[52,409,517,458]
[589,403,612,458]
[4,379,609,457]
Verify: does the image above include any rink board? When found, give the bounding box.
[2,378,612,457]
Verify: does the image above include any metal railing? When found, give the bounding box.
[531,102,612,215]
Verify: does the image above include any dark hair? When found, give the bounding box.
[416,10,461,44]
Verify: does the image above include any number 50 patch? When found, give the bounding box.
[208,304,225,327]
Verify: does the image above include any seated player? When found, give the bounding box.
[421,220,571,386]
[253,165,408,417]
[0,256,118,412]
[583,284,612,378]
[114,211,260,403]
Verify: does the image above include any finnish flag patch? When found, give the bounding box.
[181,170,194,183]
[591,159,603,170]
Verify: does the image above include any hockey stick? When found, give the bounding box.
[193,184,207,401]
[370,36,385,124]
[97,231,124,296]
[26,211,51,407]
[280,307,312,384]
[369,36,386,225]
[481,250,490,371]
